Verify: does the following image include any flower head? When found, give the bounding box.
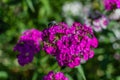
[14,29,42,66]
[42,22,69,56]
[103,0,120,11]
[55,22,98,68]
[43,71,69,80]
[42,22,98,68]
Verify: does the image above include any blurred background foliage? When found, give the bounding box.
[0,0,120,80]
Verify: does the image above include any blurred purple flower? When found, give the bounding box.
[103,0,120,11]
[14,29,42,66]
[43,71,69,80]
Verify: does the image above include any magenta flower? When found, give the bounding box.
[14,29,42,66]
[42,22,69,56]
[103,0,120,11]
[56,51,81,68]
[42,22,98,68]
[14,22,98,68]
[43,71,69,80]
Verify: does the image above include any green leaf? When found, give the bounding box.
[116,76,120,80]
[94,48,105,55]
[40,0,52,16]
[32,72,38,80]
[26,0,35,12]
[76,65,86,80]
[0,71,8,79]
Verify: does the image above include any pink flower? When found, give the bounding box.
[43,71,69,80]
[103,0,120,11]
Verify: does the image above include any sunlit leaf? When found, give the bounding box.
[76,65,86,80]
[0,71,8,79]
[26,0,35,12]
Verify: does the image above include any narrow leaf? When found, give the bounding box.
[76,65,86,80]
[26,0,35,12]
[32,72,38,80]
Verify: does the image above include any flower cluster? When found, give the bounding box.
[42,22,68,56]
[42,22,98,68]
[103,0,120,11]
[14,22,98,80]
[14,22,98,68]
[43,71,68,80]
[14,29,42,66]
[85,15,109,32]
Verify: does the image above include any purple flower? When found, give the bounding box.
[103,0,120,11]
[42,22,69,55]
[17,51,34,66]
[56,52,81,68]
[89,37,98,48]
[43,71,69,80]
[14,29,42,66]
[42,22,98,68]
[14,22,98,68]
[55,22,98,68]
[43,42,56,55]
